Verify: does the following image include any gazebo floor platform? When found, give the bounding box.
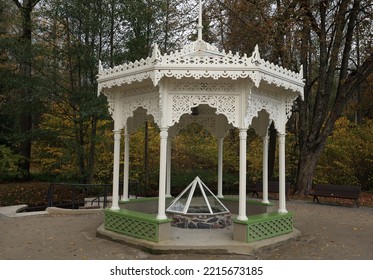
[96,222,301,256]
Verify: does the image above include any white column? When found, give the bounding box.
[111,129,121,210]
[262,135,270,204]
[157,127,168,220]
[278,132,287,213]
[122,129,130,202]
[237,128,248,221]
[166,137,172,197]
[217,137,224,198]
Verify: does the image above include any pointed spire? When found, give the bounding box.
[197,0,203,41]
[251,44,261,65]
[98,60,103,74]
[151,43,161,63]
[299,64,304,79]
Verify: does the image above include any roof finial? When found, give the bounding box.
[98,60,103,74]
[197,0,203,41]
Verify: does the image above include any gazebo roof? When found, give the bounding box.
[97,39,304,98]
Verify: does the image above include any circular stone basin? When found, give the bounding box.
[165,177,231,229]
[167,208,232,229]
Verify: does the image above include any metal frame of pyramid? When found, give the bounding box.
[166,176,230,215]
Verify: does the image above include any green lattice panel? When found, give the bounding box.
[105,210,158,242]
[247,213,293,242]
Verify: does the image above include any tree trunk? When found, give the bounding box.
[18,111,32,176]
[13,0,38,178]
[87,116,98,184]
[295,145,322,195]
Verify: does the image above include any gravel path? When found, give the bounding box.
[0,200,372,260]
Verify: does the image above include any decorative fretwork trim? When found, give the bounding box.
[246,88,280,130]
[102,84,161,128]
[171,94,238,127]
[98,42,304,95]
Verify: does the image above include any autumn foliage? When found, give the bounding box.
[1,0,373,197]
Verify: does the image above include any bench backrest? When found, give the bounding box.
[313,184,361,198]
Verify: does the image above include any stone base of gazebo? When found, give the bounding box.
[102,196,294,245]
[98,214,300,255]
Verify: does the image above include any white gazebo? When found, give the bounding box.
[97,2,304,244]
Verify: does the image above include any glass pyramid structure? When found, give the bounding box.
[166,176,229,215]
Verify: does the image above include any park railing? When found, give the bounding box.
[47,183,112,209]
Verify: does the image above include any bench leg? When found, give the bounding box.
[312,196,319,204]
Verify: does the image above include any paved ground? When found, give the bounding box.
[0,200,372,260]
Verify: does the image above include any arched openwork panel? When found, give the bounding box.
[246,88,281,131]
[250,109,272,138]
[118,84,161,129]
[126,107,156,134]
[169,105,232,138]
[168,79,240,127]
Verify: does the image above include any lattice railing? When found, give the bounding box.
[247,215,293,242]
[105,209,169,242]
[235,212,293,243]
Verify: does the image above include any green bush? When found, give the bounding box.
[315,118,373,190]
[0,145,25,181]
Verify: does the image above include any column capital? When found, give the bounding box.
[239,129,247,140]
[277,132,286,144]
[123,126,129,136]
[160,127,169,139]
[113,129,122,140]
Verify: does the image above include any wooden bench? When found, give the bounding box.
[310,184,361,207]
[248,181,290,200]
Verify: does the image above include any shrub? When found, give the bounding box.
[0,145,25,181]
[315,118,373,190]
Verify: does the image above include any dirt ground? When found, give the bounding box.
[0,200,372,260]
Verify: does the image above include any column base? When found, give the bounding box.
[156,214,168,220]
[236,215,248,221]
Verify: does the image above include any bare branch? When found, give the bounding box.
[31,0,42,8]
[11,0,23,10]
